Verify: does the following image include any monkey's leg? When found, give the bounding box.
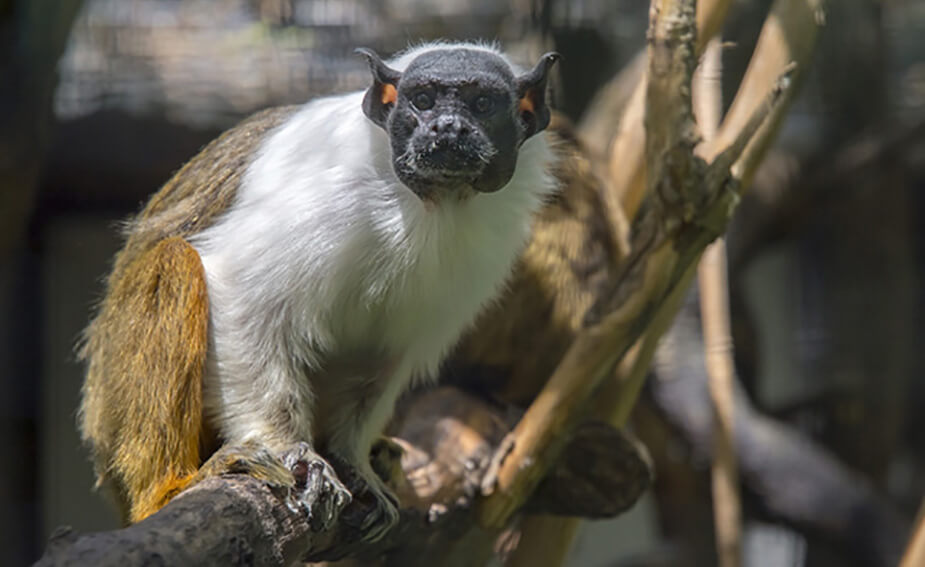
[80,237,211,523]
[80,237,351,527]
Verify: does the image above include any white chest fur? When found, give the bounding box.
[190,90,555,447]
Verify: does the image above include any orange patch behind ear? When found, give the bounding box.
[518,94,536,115]
[381,84,398,106]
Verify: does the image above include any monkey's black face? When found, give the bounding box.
[387,51,521,197]
[359,47,559,199]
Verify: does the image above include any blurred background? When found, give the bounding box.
[1,0,924,565]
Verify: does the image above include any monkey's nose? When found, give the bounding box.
[421,116,480,172]
[430,115,470,138]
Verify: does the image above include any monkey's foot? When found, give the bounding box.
[196,441,351,532]
[329,454,401,544]
[279,442,352,532]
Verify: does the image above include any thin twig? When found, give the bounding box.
[705,63,796,179]
[709,0,822,188]
[695,36,742,567]
[700,240,742,567]
[693,38,724,143]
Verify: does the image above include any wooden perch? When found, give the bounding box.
[36,387,652,566]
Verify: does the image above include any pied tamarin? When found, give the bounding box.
[78,42,560,541]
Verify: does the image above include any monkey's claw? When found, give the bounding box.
[279,442,352,533]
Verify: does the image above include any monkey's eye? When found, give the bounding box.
[472,95,494,114]
[412,92,434,111]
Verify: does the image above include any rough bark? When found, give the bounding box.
[36,476,315,567]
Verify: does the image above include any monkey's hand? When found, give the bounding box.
[329,442,401,544]
[195,441,352,532]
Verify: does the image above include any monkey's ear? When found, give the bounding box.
[515,52,560,140]
[356,48,402,129]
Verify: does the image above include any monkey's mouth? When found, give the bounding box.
[418,166,479,182]
[394,144,488,196]
[419,143,487,174]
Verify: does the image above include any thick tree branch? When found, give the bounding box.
[36,476,314,567]
[510,2,819,563]
[36,387,650,566]
[579,0,737,265]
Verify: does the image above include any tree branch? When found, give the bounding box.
[36,476,314,567]
[700,240,742,567]
[36,387,651,566]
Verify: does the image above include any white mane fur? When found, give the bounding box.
[189,42,557,458]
